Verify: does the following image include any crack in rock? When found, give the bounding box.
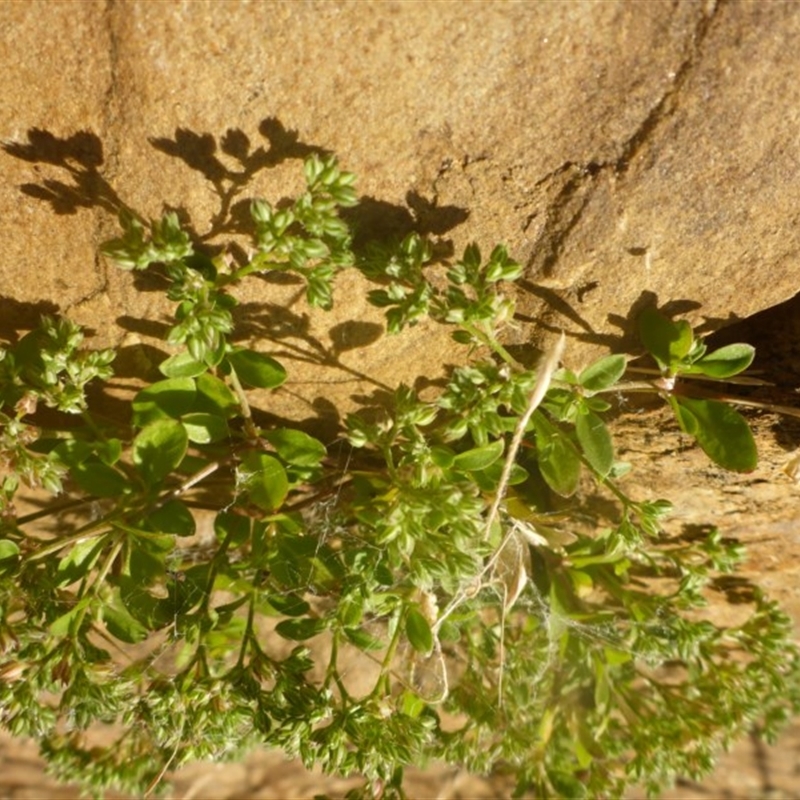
[525,0,721,279]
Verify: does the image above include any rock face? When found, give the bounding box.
[4,1,800,369]
[2,1,800,796]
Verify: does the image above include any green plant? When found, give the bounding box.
[1,151,799,800]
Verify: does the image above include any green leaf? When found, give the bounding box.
[214,510,250,546]
[266,593,310,617]
[52,440,93,467]
[264,428,327,466]
[119,575,173,629]
[673,396,758,472]
[639,308,694,372]
[671,396,699,435]
[578,354,627,393]
[71,460,130,498]
[213,596,250,624]
[226,349,287,389]
[406,606,434,654]
[275,617,327,641]
[0,539,20,561]
[485,244,522,282]
[132,419,188,486]
[49,597,91,637]
[344,627,385,652]
[536,428,581,497]
[0,539,20,575]
[181,412,229,443]
[267,530,344,592]
[239,451,289,510]
[158,352,208,379]
[194,372,239,418]
[453,439,504,471]
[149,499,196,537]
[102,599,149,643]
[470,461,528,493]
[132,377,196,426]
[686,343,755,379]
[605,646,633,666]
[57,537,106,586]
[583,395,612,413]
[337,592,364,628]
[96,438,123,466]
[575,409,614,478]
[462,242,481,273]
[430,446,455,468]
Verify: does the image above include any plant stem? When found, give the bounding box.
[373,608,405,698]
[221,257,285,285]
[484,332,565,542]
[461,322,517,367]
[433,332,565,636]
[226,366,259,439]
[236,594,257,668]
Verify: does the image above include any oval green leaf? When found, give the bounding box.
[49,598,91,637]
[430,446,455,469]
[132,419,188,486]
[275,617,327,641]
[102,601,149,644]
[688,343,755,379]
[675,397,757,472]
[52,439,93,467]
[638,308,693,371]
[150,499,196,537]
[96,438,123,466]
[337,592,364,628]
[264,428,327,466]
[471,461,528,493]
[344,627,385,652]
[453,439,504,471]
[227,349,287,389]
[240,451,289,511]
[71,460,130,498]
[119,576,174,629]
[575,409,614,478]
[0,539,21,575]
[158,351,208,379]
[266,593,310,617]
[57,537,106,586]
[537,431,581,497]
[181,412,229,443]
[406,606,434,654]
[214,510,250,547]
[670,395,699,435]
[194,372,239,418]
[132,377,196,427]
[578,354,627,393]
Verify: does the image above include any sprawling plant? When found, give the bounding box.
[1,152,798,799]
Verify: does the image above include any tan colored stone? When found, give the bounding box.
[3,1,800,797]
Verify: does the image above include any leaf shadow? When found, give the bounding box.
[2,119,467,434]
[513,284,706,365]
[2,128,123,216]
[0,298,61,343]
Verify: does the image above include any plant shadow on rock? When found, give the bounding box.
[0,298,61,343]
[512,282,708,363]
[3,121,469,437]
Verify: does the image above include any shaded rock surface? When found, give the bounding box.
[2,1,800,797]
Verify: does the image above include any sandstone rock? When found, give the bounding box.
[2,1,800,797]
[4,2,800,384]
